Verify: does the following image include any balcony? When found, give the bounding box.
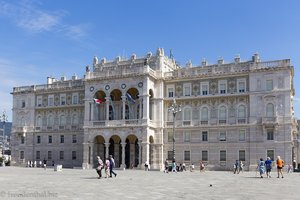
[91,119,144,127]
[262,117,278,126]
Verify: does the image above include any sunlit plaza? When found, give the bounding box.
[0,167,300,200]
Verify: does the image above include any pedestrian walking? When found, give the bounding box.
[190,163,195,172]
[164,159,169,173]
[109,155,117,177]
[144,160,149,171]
[234,160,240,174]
[172,160,177,172]
[276,156,284,178]
[43,158,47,170]
[96,156,104,179]
[258,158,266,178]
[200,161,205,172]
[105,158,110,178]
[265,157,272,178]
[239,160,244,173]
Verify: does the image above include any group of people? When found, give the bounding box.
[95,155,117,179]
[163,160,205,173]
[257,156,285,178]
[26,159,47,169]
[233,160,244,174]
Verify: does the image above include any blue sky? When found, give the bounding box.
[0,0,299,121]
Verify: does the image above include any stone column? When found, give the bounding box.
[82,142,90,169]
[121,142,126,169]
[104,142,110,159]
[138,140,142,168]
[105,97,110,120]
[142,94,150,120]
[114,143,120,167]
[130,142,135,167]
[141,141,150,170]
[121,95,126,120]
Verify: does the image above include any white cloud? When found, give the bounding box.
[0,0,87,38]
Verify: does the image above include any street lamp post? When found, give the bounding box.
[1,111,8,167]
[168,99,181,162]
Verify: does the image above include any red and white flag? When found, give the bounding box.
[94,98,104,104]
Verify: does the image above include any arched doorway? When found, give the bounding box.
[94,135,105,167]
[125,134,139,168]
[108,135,121,167]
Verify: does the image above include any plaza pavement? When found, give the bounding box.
[0,167,300,200]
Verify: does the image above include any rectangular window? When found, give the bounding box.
[266,80,273,91]
[168,88,174,98]
[20,151,24,159]
[267,150,274,161]
[220,132,226,141]
[48,135,52,144]
[72,135,77,143]
[60,135,64,143]
[202,150,208,161]
[48,151,52,160]
[72,151,77,160]
[202,131,208,141]
[21,100,26,108]
[60,94,66,105]
[267,130,274,140]
[239,130,246,141]
[36,151,40,160]
[183,83,191,96]
[168,132,173,142]
[184,151,190,161]
[21,136,25,144]
[238,81,245,93]
[218,80,227,94]
[239,150,246,161]
[59,151,64,160]
[72,93,78,104]
[220,150,226,161]
[201,83,209,95]
[37,96,42,107]
[184,132,190,142]
[37,135,41,144]
[167,151,173,160]
[48,95,54,106]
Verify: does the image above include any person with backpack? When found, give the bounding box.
[276,156,284,178]
[109,155,117,177]
[265,157,272,178]
[96,156,104,179]
[258,158,266,178]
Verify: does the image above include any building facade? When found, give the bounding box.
[10,48,298,170]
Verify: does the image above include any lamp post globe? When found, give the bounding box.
[168,99,181,163]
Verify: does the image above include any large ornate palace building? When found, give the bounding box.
[11,48,298,170]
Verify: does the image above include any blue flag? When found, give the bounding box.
[126,93,136,103]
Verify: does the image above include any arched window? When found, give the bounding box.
[36,116,42,127]
[219,106,227,120]
[238,105,246,118]
[47,115,54,126]
[183,107,191,121]
[201,107,208,121]
[266,103,274,117]
[60,115,66,126]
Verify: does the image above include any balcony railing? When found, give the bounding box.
[262,117,278,125]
